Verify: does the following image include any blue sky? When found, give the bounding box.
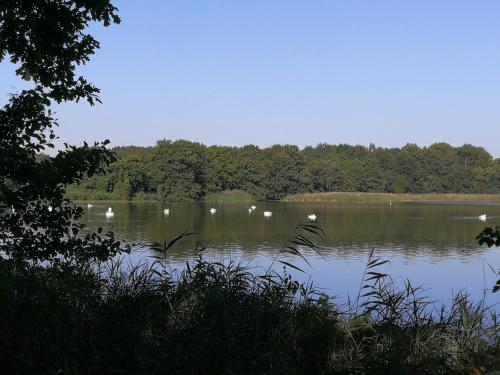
[2,0,500,156]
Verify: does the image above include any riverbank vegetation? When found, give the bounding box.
[284,191,500,203]
[1,253,499,374]
[203,189,256,203]
[67,140,500,202]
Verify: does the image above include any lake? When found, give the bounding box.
[81,201,500,307]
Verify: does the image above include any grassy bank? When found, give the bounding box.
[66,185,157,202]
[0,256,498,374]
[203,190,256,204]
[69,190,500,205]
[284,192,500,203]
[67,187,257,204]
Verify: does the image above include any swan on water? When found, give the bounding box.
[308,214,317,221]
[48,206,53,212]
[248,208,253,212]
[263,211,272,217]
[11,206,15,214]
[105,207,114,218]
[479,214,487,222]
[87,203,93,208]
[164,208,170,215]
[251,205,256,210]
[210,208,216,214]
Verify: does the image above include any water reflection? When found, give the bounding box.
[82,201,500,305]
[83,201,499,257]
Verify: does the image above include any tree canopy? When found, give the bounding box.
[0,0,126,262]
[67,140,500,202]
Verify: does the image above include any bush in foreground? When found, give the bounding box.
[0,256,498,374]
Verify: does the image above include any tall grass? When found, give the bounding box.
[0,221,498,373]
[284,191,500,203]
[0,246,498,373]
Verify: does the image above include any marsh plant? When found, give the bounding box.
[1,222,498,374]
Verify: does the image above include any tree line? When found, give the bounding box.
[67,140,500,201]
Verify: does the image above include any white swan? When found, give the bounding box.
[479,214,487,222]
[248,208,253,212]
[251,205,256,210]
[263,211,272,217]
[164,208,170,215]
[307,214,317,221]
[105,207,114,218]
[48,206,53,212]
[87,203,93,209]
[11,206,15,214]
[210,208,216,214]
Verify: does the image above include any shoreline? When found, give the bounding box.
[72,191,500,204]
[283,192,500,203]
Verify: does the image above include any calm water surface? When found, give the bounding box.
[82,201,500,306]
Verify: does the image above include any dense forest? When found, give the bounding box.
[67,140,500,201]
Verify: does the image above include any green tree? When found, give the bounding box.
[151,140,206,201]
[233,145,268,199]
[305,159,343,192]
[205,146,239,192]
[66,140,500,201]
[0,0,126,262]
[264,145,307,199]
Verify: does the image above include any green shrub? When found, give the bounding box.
[203,190,256,203]
[0,255,498,374]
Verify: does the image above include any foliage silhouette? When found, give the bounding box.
[477,226,500,293]
[0,0,120,104]
[0,243,498,374]
[0,0,128,262]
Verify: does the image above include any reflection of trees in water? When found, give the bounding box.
[81,202,499,260]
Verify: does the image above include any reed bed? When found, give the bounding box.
[1,223,498,374]
[0,252,498,374]
[283,191,500,204]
